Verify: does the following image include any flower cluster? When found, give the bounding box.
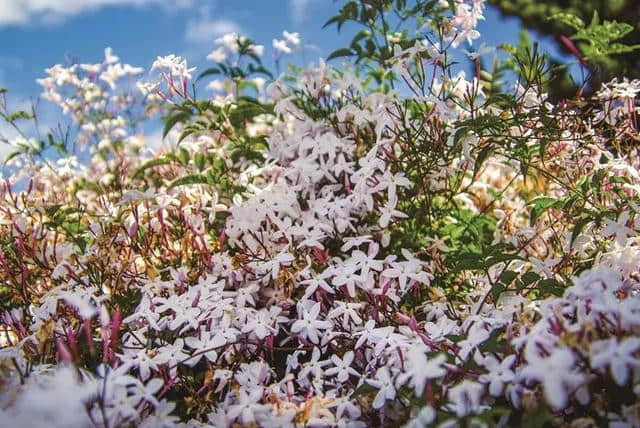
[1,1,640,426]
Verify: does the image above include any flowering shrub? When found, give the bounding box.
[1,1,640,426]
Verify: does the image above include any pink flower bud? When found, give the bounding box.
[56,338,73,364]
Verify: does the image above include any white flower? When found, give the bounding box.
[447,380,486,417]
[252,77,267,92]
[529,256,561,279]
[404,405,436,428]
[116,188,156,206]
[151,55,195,80]
[341,235,373,252]
[154,339,189,368]
[328,301,363,329]
[298,347,330,384]
[396,348,447,396]
[326,351,359,382]
[216,32,244,51]
[350,246,384,280]
[329,396,362,420]
[0,366,97,428]
[300,276,334,299]
[262,250,295,280]
[104,47,120,64]
[283,31,301,46]
[119,348,159,381]
[291,302,333,344]
[464,43,495,60]
[602,211,633,246]
[521,348,585,410]
[242,307,287,340]
[249,44,264,56]
[379,192,408,228]
[183,335,221,367]
[58,288,98,320]
[367,367,396,409]
[590,337,640,386]
[354,319,394,350]
[227,389,269,425]
[273,39,292,54]
[382,257,430,291]
[477,353,516,396]
[139,399,179,428]
[207,47,228,63]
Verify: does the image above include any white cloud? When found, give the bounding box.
[184,18,241,44]
[0,0,192,27]
[184,6,241,45]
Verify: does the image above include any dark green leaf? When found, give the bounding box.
[473,145,492,178]
[6,110,33,122]
[168,174,210,189]
[133,156,174,179]
[327,48,355,61]
[528,196,559,225]
[163,111,190,139]
[197,67,221,81]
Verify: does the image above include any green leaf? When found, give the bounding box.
[322,15,342,30]
[518,271,540,291]
[163,111,190,139]
[6,110,33,122]
[522,407,554,428]
[538,278,565,296]
[133,156,174,179]
[498,270,518,287]
[178,129,195,144]
[47,133,67,155]
[178,148,190,166]
[606,43,640,55]
[490,282,506,301]
[352,382,377,397]
[350,29,371,49]
[569,217,590,249]
[528,197,559,225]
[327,48,355,61]
[194,153,206,171]
[3,149,23,165]
[168,174,210,189]
[549,12,584,31]
[473,145,492,178]
[197,67,220,81]
[563,11,640,62]
[247,64,274,79]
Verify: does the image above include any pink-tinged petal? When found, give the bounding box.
[372,390,386,409]
[291,320,304,333]
[611,361,629,386]
[308,328,319,344]
[344,351,354,364]
[140,363,151,381]
[489,378,502,397]
[543,377,568,410]
[309,303,321,319]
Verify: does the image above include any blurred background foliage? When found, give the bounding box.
[488,0,640,99]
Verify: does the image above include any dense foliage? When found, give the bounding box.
[1,1,640,426]
[489,0,640,98]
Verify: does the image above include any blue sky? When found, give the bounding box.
[0,0,575,164]
[0,0,572,98]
